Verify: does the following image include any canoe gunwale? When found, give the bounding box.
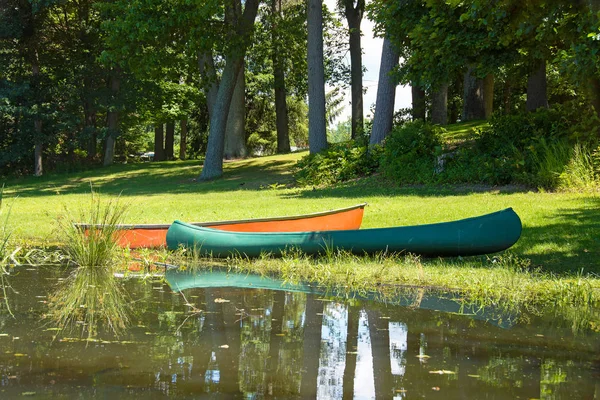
[74,202,368,230]
[166,208,523,257]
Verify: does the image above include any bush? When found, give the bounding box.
[380,121,444,184]
[295,140,381,186]
[440,103,600,188]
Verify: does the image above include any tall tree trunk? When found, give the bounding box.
[462,66,486,121]
[103,72,120,167]
[32,55,43,176]
[198,51,219,116]
[154,123,165,161]
[272,0,291,153]
[345,0,365,140]
[165,121,175,160]
[483,74,494,118]
[369,36,399,145]
[83,76,97,161]
[431,83,448,125]
[590,77,600,120]
[224,65,247,159]
[307,0,328,154]
[179,118,187,160]
[411,83,426,121]
[503,79,512,115]
[199,0,259,181]
[526,59,548,111]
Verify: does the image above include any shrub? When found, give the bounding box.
[380,121,444,184]
[440,103,600,188]
[295,140,381,186]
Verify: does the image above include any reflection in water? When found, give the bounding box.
[354,309,375,399]
[317,302,348,399]
[0,267,598,399]
[389,322,408,398]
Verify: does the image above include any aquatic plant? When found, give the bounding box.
[57,191,128,268]
[0,184,14,317]
[48,190,131,338]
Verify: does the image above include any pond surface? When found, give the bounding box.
[0,266,598,399]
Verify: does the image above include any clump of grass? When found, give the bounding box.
[57,191,128,268]
[48,190,131,339]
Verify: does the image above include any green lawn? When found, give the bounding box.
[2,150,598,275]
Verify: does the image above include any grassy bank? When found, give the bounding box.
[3,152,598,274]
[2,146,600,326]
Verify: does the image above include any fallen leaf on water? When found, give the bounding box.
[468,374,480,378]
[432,387,440,391]
[0,334,9,337]
[219,345,229,349]
[429,370,455,375]
[21,392,36,396]
[14,353,27,357]
[214,298,230,303]
[416,355,430,359]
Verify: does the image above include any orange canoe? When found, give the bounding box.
[75,203,366,249]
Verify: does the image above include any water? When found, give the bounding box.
[0,266,598,399]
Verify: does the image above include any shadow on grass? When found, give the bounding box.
[4,157,299,198]
[280,176,534,199]
[512,198,600,274]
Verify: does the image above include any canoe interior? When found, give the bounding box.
[75,203,366,248]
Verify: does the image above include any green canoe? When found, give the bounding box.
[166,207,522,258]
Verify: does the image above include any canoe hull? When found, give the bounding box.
[166,208,522,258]
[76,203,366,248]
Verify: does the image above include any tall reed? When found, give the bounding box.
[0,184,14,316]
[48,190,131,338]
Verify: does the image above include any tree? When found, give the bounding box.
[370,36,399,145]
[271,0,291,153]
[341,0,365,139]
[307,0,328,154]
[200,0,260,180]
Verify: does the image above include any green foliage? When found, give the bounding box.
[380,121,444,184]
[295,140,381,186]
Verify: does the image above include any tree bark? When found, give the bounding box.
[503,79,512,115]
[431,83,448,125]
[369,36,399,145]
[198,52,219,116]
[526,59,548,111]
[483,74,494,118]
[307,0,328,154]
[165,121,175,160]
[224,65,247,159]
[154,123,165,161]
[103,72,120,167]
[462,66,486,121]
[199,0,259,180]
[272,0,291,153]
[411,83,426,121]
[179,118,187,160]
[31,54,43,176]
[345,0,365,140]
